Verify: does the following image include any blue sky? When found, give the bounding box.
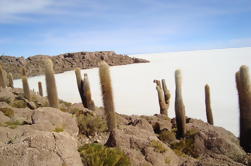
[0,0,251,57]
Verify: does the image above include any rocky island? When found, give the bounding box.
[0,51,149,79]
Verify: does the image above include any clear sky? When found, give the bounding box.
[0,0,251,57]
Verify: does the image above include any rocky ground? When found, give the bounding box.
[0,51,149,79]
[0,87,250,166]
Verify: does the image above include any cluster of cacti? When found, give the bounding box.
[0,64,6,88]
[154,79,171,116]
[205,84,214,125]
[235,65,251,152]
[174,70,186,139]
[99,60,117,147]
[45,59,59,108]
[21,68,31,100]
[74,68,95,110]
[38,81,43,96]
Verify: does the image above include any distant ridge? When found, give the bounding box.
[0,51,149,79]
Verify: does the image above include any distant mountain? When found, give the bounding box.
[0,51,149,79]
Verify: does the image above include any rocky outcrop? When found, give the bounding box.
[0,87,250,166]
[0,88,82,166]
[0,51,149,79]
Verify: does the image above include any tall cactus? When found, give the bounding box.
[38,81,43,96]
[7,73,14,88]
[82,73,95,110]
[75,68,86,108]
[162,79,171,111]
[45,59,59,108]
[175,70,186,139]
[22,67,26,76]
[75,68,95,110]
[75,68,82,91]
[154,79,171,116]
[236,65,251,152]
[99,60,117,147]
[205,84,214,125]
[22,75,31,100]
[0,65,6,88]
[156,85,167,115]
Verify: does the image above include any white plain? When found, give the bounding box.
[14,47,251,136]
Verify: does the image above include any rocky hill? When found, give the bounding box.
[0,87,250,166]
[0,51,149,79]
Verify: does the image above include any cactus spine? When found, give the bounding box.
[0,65,6,88]
[175,70,186,139]
[99,60,117,147]
[82,73,95,110]
[154,79,171,116]
[22,75,31,100]
[205,84,214,125]
[38,81,43,96]
[7,73,14,88]
[236,65,251,152]
[45,59,59,108]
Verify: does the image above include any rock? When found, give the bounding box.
[31,107,79,137]
[142,114,172,133]
[0,87,15,103]
[0,111,10,123]
[0,51,149,79]
[107,116,180,166]
[0,132,82,166]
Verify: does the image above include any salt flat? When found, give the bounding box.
[14,47,251,136]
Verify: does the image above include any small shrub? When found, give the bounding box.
[150,140,167,153]
[11,100,27,108]
[53,127,64,133]
[77,113,107,136]
[59,100,73,113]
[59,100,72,107]
[170,128,199,157]
[78,143,131,166]
[4,120,24,129]
[70,108,82,115]
[158,129,176,144]
[165,157,171,164]
[0,107,14,118]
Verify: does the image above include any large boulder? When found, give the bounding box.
[31,107,79,137]
[0,131,82,166]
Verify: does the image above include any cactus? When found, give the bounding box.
[154,80,162,89]
[236,65,251,152]
[156,85,167,115]
[75,68,86,107]
[7,73,14,88]
[82,73,95,110]
[22,67,26,76]
[38,81,43,96]
[99,60,117,147]
[22,76,31,100]
[75,68,82,91]
[205,84,214,125]
[161,79,171,111]
[75,68,95,110]
[45,59,59,108]
[154,79,171,116]
[0,65,6,88]
[174,70,186,139]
